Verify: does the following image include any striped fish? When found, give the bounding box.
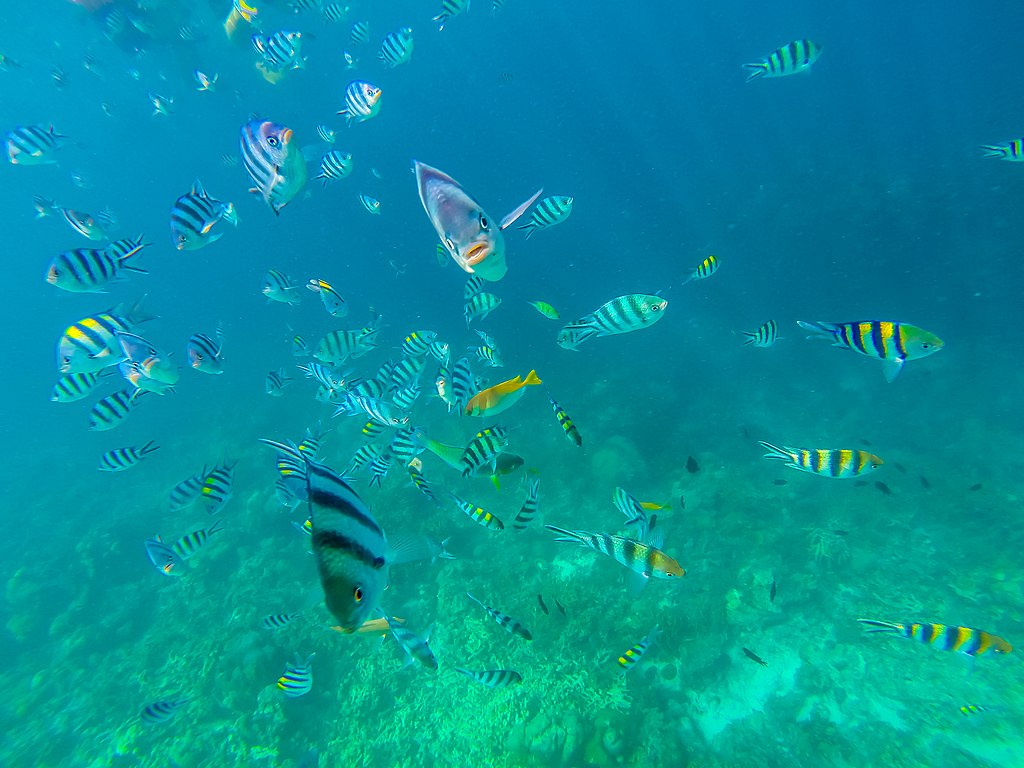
[758,441,883,479]
[51,371,108,403]
[450,357,476,412]
[252,30,306,72]
[266,368,292,396]
[388,427,424,464]
[512,477,540,531]
[379,28,414,68]
[389,357,425,389]
[557,294,668,350]
[240,118,308,215]
[33,195,56,218]
[186,331,224,375]
[315,151,353,186]
[465,292,501,326]
[106,235,148,260]
[434,0,470,31]
[428,340,450,363]
[140,697,191,725]
[455,668,522,688]
[361,420,386,439]
[407,457,440,505]
[393,384,422,412]
[338,81,381,127]
[981,139,1024,161]
[193,69,217,91]
[169,467,206,511]
[368,451,394,488]
[292,335,311,356]
[335,392,409,427]
[144,536,188,577]
[743,40,822,82]
[447,491,504,530]
[315,328,378,364]
[263,612,302,630]
[388,618,437,669]
[262,269,301,305]
[98,440,159,471]
[612,486,649,536]
[346,444,382,474]
[306,278,348,318]
[402,330,437,358]
[172,521,224,559]
[88,388,141,431]
[298,424,329,458]
[858,619,1013,657]
[547,391,582,447]
[46,244,146,293]
[5,124,66,165]
[316,124,336,144]
[466,593,532,640]
[545,525,685,580]
[797,320,944,382]
[464,274,485,299]
[169,180,235,251]
[742,319,779,347]
[350,21,369,44]
[60,208,106,241]
[518,195,573,239]
[617,625,659,672]
[277,653,315,697]
[200,461,237,514]
[323,3,347,23]
[682,254,719,286]
[459,425,511,477]
[472,344,503,368]
[491,0,506,15]
[359,194,381,214]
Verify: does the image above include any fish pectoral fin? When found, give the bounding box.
[883,358,905,383]
[500,188,544,230]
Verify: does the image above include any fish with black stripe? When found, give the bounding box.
[545,525,685,580]
[434,0,470,30]
[187,328,225,375]
[144,536,188,577]
[89,388,143,431]
[252,30,306,74]
[338,81,382,127]
[59,208,107,241]
[335,392,409,427]
[140,697,191,725]
[981,139,1024,161]
[315,328,379,364]
[277,653,315,697]
[266,368,292,396]
[263,612,301,630]
[797,320,944,382]
[388,617,438,670]
[51,371,109,403]
[612,486,651,538]
[459,425,511,477]
[682,254,720,286]
[512,476,540,531]
[98,440,159,471]
[742,319,779,347]
[368,451,393,488]
[464,292,501,327]
[46,243,147,293]
[170,179,237,251]
[390,357,425,390]
[518,195,573,239]
[379,28,414,68]
[617,625,659,672]
[455,668,522,688]
[743,40,823,82]
[5,124,66,165]
[350,21,369,44]
[307,278,348,318]
[546,390,582,447]
[172,521,224,559]
[466,593,532,640]
[402,330,437,358]
[758,441,883,479]
[407,457,440,505]
[315,151,353,187]
[200,461,237,514]
[263,269,301,305]
[169,467,207,511]
[557,294,668,350]
[392,383,422,412]
[446,491,504,530]
[465,275,485,299]
[857,619,1012,657]
[240,118,308,215]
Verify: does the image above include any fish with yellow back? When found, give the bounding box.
[465,370,542,417]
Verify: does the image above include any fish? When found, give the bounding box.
[70,170,92,189]
[407,457,440,505]
[59,208,107,241]
[682,254,720,285]
[450,357,476,412]
[981,139,1024,161]
[969,482,982,491]
[5,124,66,165]
[920,475,931,489]
[414,161,542,282]
[323,3,347,22]
[46,245,146,294]
[172,521,224,560]
[617,625,659,672]
[140,697,191,725]
[186,332,225,375]
[466,593,532,640]
[379,28,414,68]
[471,344,503,368]
[144,535,188,577]
[518,195,573,239]
[89,389,142,431]
[465,370,542,417]
[277,653,315,697]
[743,40,823,82]
[546,391,583,447]
[743,647,768,667]
[434,0,470,31]
[557,294,668,350]
[459,425,511,477]
[117,332,179,386]
[537,594,548,615]
[555,599,566,615]
[170,180,235,251]
[545,525,685,580]
[307,279,348,318]
[359,194,382,214]
[447,491,505,530]
[316,125,337,145]
[169,468,207,511]
[686,456,700,474]
[464,292,501,326]
[262,270,301,305]
[252,30,306,75]
[292,335,311,357]
[98,441,160,471]
[343,50,358,68]
[51,371,109,403]
[455,668,523,688]
[263,612,302,630]
[335,392,409,427]
[770,576,777,603]
[314,328,379,365]
[612,487,651,538]
[315,151,354,186]
[240,118,308,215]
[338,81,382,127]
[33,196,57,218]
[350,21,369,45]
[857,619,1013,657]
[200,461,237,515]
[798,320,943,382]
[960,704,989,717]
[758,441,884,479]
[513,477,541,532]
[465,275,485,300]
[388,618,438,670]
[194,70,218,91]
[148,92,174,117]
[402,331,438,358]
[266,368,292,396]
[0,53,23,72]
[875,481,892,496]
[58,300,152,375]
[743,320,779,347]
[528,300,560,319]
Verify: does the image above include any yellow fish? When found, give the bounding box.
[640,501,670,511]
[465,370,542,417]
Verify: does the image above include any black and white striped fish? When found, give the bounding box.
[316,124,336,144]
[466,592,532,640]
[335,392,409,427]
[262,612,302,630]
[447,491,504,530]
[266,368,292,396]
[239,118,308,215]
[612,486,651,539]
[450,357,475,413]
[200,461,236,514]
[337,80,381,126]
[350,21,369,44]
[277,653,314,697]
[186,330,225,374]
[455,668,522,688]
[459,425,510,477]
[172,520,223,559]
[547,390,582,447]
[465,292,501,327]
[314,328,379,365]
[407,457,440,505]
[262,269,301,305]
[323,3,347,22]
[392,383,421,412]
[379,28,413,68]
[59,208,107,241]
[140,697,191,725]
[315,150,353,186]
[51,371,109,403]
[545,525,685,580]
[169,467,206,511]
[169,179,236,251]
[472,344,503,368]
[368,451,393,487]
[512,476,540,531]
[5,124,66,165]
[402,330,437,357]
[252,30,306,72]
[981,139,1024,161]
[89,388,142,431]
[742,319,779,347]
[144,535,188,577]
[743,40,822,82]
[433,0,470,31]
[98,440,160,471]
[556,294,668,350]
[389,357,425,390]
[517,195,573,239]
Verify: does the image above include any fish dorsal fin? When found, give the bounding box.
[191,179,207,197]
[500,188,543,230]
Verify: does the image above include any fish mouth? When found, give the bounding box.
[465,243,490,266]
[281,128,293,145]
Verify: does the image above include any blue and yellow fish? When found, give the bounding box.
[617,625,660,672]
[858,619,1012,657]
[758,441,883,479]
[798,320,944,382]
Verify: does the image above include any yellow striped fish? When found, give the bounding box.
[858,619,1012,657]
[798,320,943,382]
[981,139,1024,161]
[682,254,719,286]
[617,625,659,672]
[758,441,882,479]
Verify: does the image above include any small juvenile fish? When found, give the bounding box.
[528,300,560,319]
[555,599,566,615]
[517,195,573,239]
[140,697,191,725]
[200,461,236,514]
[99,440,160,471]
[874,481,892,496]
[969,483,982,491]
[920,475,930,489]
[172,521,224,560]
[960,704,989,717]
[981,139,1024,161]
[315,151,353,186]
[617,625,659,672]
[686,456,700,473]
[144,536,188,577]
[263,612,302,630]
[743,319,779,347]
[772,479,788,486]
[379,27,414,69]
[447,492,504,530]
[682,254,720,286]
[743,647,768,667]
[770,576,777,603]
[187,331,225,375]
[193,70,218,91]
[547,390,582,447]
[359,194,381,214]
[277,653,315,697]
[893,462,906,474]
[512,477,540,531]
[388,618,437,670]
[743,40,823,82]
[338,81,381,126]
[467,592,532,640]
[350,21,369,45]
[455,668,522,688]
[266,368,292,396]
[537,594,548,615]
[306,278,348,317]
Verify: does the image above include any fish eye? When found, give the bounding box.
[267,136,279,147]
[921,343,931,349]
[177,234,187,243]
[353,586,363,602]
[479,214,489,229]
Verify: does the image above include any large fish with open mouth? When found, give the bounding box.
[414,161,541,282]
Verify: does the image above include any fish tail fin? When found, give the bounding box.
[742,63,767,82]
[741,331,757,345]
[140,440,160,456]
[980,145,1007,158]
[758,441,793,461]
[857,619,904,634]
[797,320,839,341]
[517,221,537,239]
[524,370,542,386]
[544,524,582,543]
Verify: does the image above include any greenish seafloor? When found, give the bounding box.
[2,371,1022,768]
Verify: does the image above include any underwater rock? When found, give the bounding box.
[601,725,624,757]
[524,711,567,762]
[662,663,678,681]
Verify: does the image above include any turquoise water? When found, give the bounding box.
[2,1,1024,766]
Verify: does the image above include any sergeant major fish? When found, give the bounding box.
[240,118,308,215]
[743,40,823,82]
[170,180,237,251]
[797,319,944,382]
[466,592,532,640]
[758,441,883,479]
[857,619,1012,657]
[338,81,381,126]
[557,295,668,350]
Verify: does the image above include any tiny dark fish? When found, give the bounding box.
[874,481,892,496]
[853,480,867,487]
[772,479,787,486]
[969,483,982,492]
[685,456,700,474]
[832,529,849,537]
[743,647,768,667]
[678,495,686,510]
[919,475,931,489]
[740,425,750,439]
[554,598,566,616]
[769,577,776,603]
[893,462,906,474]
[859,438,873,446]
[537,594,548,615]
